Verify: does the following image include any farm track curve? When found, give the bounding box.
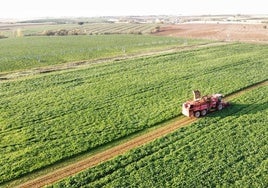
[17,80,268,188]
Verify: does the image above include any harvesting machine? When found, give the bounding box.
[182,90,229,118]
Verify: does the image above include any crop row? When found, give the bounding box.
[53,85,268,187]
[0,35,205,73]
[79,23,158,35]
[3,23,160,38]
[0,43,268,184]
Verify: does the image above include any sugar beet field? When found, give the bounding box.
[0,35,268,187]
[53,85,268,187]
[0,35,204,73]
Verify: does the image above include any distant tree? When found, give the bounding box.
[151,26,160,33]
[56,29,68,36]
[42,30,55,36]
[78,22,84,25]
[0,35,7,39]
[155,26,160,31]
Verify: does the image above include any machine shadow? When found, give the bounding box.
[205,102,267,118]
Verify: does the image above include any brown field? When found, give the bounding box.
[154,23,268,43]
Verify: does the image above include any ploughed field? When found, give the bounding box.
[155,23,268,43]
[0,41,267,185]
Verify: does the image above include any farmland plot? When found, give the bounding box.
[1,23,160,38]
[0,35,205,73]
[53,85,268,187]
[0,43,267,184]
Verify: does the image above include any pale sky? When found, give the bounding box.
[0,0,267,19]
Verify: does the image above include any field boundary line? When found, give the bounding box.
[0,41,229,81]
[15,80,268,188]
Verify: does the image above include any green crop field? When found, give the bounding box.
[1,23,161,38]
[0,42,267,185]
[53,85,267,187]
[0,35,205,73]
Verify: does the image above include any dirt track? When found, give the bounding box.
[17,80,268,188]
[155,23,268,43]
[19,118,196,188]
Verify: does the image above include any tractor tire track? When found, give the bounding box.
[17,80,267,188]
[18,118,195,188]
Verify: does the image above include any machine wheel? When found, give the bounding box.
[194,111,201,118]
[201,109,207,116]
[217,103,223,110]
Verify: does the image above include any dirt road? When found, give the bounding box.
[18,118,195,188]
[17,80,268,188]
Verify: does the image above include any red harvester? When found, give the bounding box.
[182,90,229,118]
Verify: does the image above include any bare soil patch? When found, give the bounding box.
[154,23,268,43]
